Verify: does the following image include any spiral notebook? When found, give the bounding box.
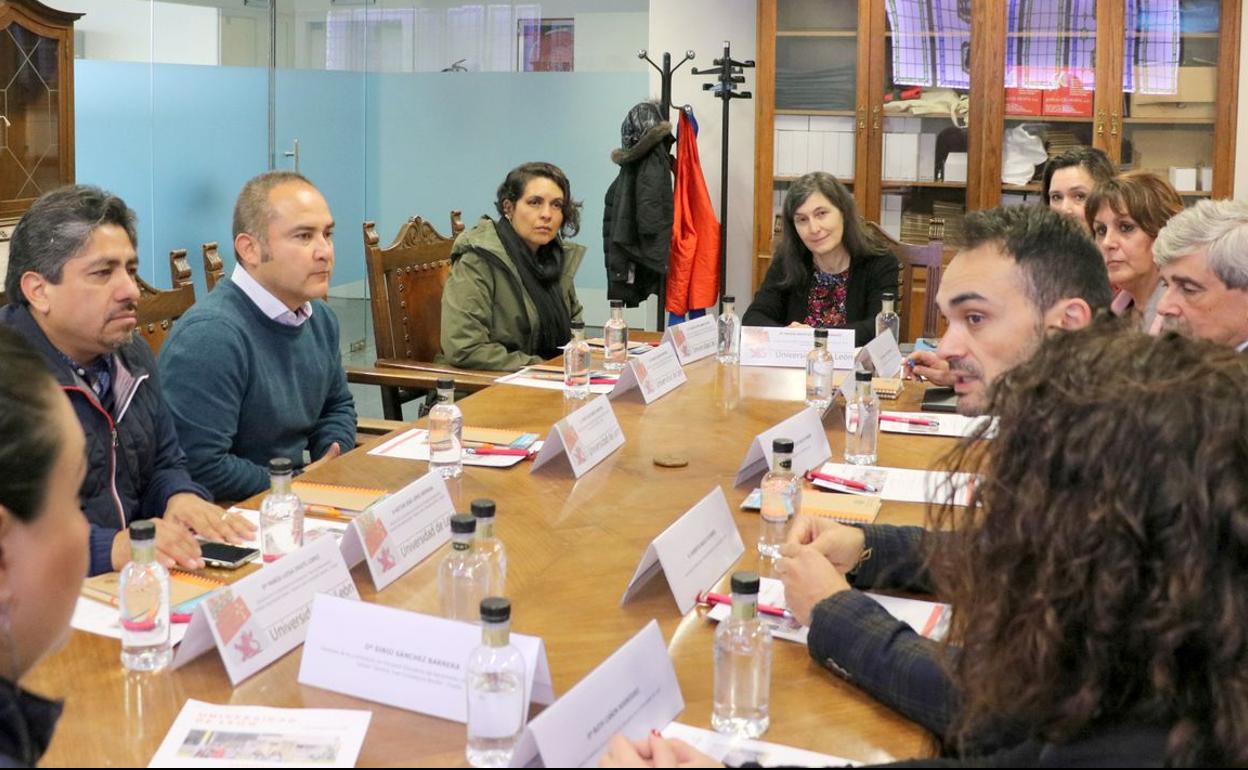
[740,488,881,524]
[290,481,387,513]
[81,568,224,610]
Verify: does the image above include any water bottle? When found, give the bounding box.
[119,519,172,671]
[429,377,464,479]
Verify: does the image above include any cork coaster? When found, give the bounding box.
[653,454,689,468]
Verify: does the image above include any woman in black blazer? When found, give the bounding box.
[743,172,899,346]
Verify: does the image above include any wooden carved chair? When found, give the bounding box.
[135,249,196,355]
[202,241,225,291]
[347,212,503,420]
[867,218,947,342]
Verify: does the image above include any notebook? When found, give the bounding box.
[871,377,904,400]
[290,481,387,513]
[741,488,882,525]
[81,569,224,610]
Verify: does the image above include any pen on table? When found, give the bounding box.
[305,503,353,522]
[880,414,939,427]
[465,447,533,458]
[697,591,794,621]
[804,470,880,494]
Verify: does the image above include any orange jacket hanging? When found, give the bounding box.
[666,110,720,315]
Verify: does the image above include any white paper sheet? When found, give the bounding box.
[366,428,541,468]
[496,368,617,395]
[148,699,371,768]
[706,576,950,644]
[812,462,976,506]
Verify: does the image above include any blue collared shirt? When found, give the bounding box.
[230,264,313,327]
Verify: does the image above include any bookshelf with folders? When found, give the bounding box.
[753,0,1241,295]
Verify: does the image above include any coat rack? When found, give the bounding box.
[693,41,754,316]
[638,48,694,331]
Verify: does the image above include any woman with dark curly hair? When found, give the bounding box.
[602,321,1248,767]
[439,161,585,371]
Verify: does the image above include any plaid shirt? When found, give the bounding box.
[807,525,959,738]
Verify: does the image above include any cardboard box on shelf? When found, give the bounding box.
[1129,128,1213,174]
[918,134,937,181]
[884,133,919,181]
[774,130,810,176]
[1005,88,1043,116]
[1169,167,1198,192]
[774,115,810,131]
[1132,67,1216,120]
[1043,83,1094,117]
[809,116,855,132]
[943,152,968,183]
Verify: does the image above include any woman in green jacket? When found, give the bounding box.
[439,162,585,371]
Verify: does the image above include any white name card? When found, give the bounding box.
[510,620,684,768]
[608,341,687,404]
[531,395,626,479]
[863,329,904,379]
[338,471,454,591]
[661,314,718,365]
[620,487,745,615]
[172,536,359,685]
[298,594,554,724]
[740,326,855,369]
[734,407,832,486]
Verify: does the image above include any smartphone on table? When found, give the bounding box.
[198,541,260,569]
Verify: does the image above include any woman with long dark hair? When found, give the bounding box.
[440,161,585,371]
[743,172,899,345]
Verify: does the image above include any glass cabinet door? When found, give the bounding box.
[878,0,971,247]
[999,0,1099,210]
[771,0,860,241]
[0,21,63,219]
[1119,0,1220,201]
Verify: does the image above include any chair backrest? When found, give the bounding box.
[135,249,196,355]
[867,218,946,342]
[364,211,464,361]
[202,241,225,291]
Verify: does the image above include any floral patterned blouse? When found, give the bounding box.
[803,268,850,328]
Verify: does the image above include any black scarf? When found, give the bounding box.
[495,216,572,359]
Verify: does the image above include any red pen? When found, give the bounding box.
[804,470,880,494]
[881,414,939,427]
[465,447,533,458]
[589,378,619,385]
[698,591,794,620]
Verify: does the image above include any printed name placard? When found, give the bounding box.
[734,407,832,486]
[739,326,855,369]
[510,620,684,768]
[863,329,904,379]
[299,594,553,723]
[530,395,626,478]
[172,536,359,685]
[620,487,745,615]
[608,341,687,404]
[661,314,718,365]
[338,471,455,591]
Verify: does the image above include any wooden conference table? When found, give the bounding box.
[28,353,961,767]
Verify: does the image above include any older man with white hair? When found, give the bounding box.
[1153,198,1248,353]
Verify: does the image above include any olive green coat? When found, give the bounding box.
[438,216,585,371]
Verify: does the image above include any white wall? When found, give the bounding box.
[648,0,757,308]
[67,0,218,65]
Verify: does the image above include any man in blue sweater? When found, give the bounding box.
[1,185,254,575]
[160,171,357,501]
